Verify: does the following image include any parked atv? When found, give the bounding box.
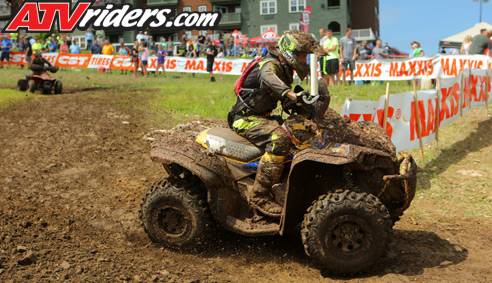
[17,66,62,95]
[140,79,417,275]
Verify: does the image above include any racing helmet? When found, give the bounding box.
[277,30,327,80]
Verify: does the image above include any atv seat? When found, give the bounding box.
[196,128,264,162]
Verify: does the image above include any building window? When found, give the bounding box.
[328,0,340,8]
[183,6,191,12]
[328,21,340,33]
[260,0,276,15]
[289,23,300,30]
[289,0,305,13]
[198,5,207,12]
[71,36,86,49]
[261,25,277,34]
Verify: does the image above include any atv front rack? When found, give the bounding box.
[379,152,417,215]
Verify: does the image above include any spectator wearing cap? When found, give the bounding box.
[69,39,81,54]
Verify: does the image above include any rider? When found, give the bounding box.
[30,51,58,75]
[228,30,326,217]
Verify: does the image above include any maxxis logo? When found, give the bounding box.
[2,0,222,33]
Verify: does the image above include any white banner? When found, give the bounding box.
[341,69,492,152]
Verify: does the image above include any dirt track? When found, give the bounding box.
[0,89,491,282]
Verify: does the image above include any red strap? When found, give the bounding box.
[234,57,262,96]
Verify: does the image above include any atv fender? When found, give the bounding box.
[149,142,238,228]
[279,144,397,234]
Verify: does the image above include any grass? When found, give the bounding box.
[1,66,491,222]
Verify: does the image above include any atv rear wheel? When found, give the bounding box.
[301,190,392,275]
[17,79,28,91]
[140,178,213,251]
[28,80,36,93]
[54,81,62,94]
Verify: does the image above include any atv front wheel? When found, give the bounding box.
[301,190,392,275]
[140,178,213,251]
[28,80,36,93]
[17,79,28,91]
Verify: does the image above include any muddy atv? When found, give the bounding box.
[140,79,417,275]
[17,66,62,94]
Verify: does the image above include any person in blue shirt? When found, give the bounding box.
[49,41,58,52]
[1,35,12,68]
[69,40,81,54]
[85,29,94,50]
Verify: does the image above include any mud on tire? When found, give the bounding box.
[140,178,213,251]
[301,190,392,275]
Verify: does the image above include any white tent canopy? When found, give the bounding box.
[439,22,492,49]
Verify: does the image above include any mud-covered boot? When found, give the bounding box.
[250,154,284,218]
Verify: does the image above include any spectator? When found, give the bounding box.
[160,37,167,51]
[259,42,267,56]
[60,41,69,54]
[69,39,81,54]
[66,34,72,46]
[460,35,472,55]
[372,39,388,85]
[469,28,491,55]
[166,37,174,56]
[17,37,26,53]
[131,41,139,78]
[233,35,240,57]
[216,46,224,80]
[11,32,18,45]
[90,40,102,54]
[410,41,424,57]
[143,31,150,43]
[135,31,143,42]
[187,44,197,58]
[176,43,186,57]
[41,39,50,53]
[339,28,357,86]
[197,33,206,46]
[29,36,35,45]
[228,35,234,56]
[102,40,114,73]
[373,39,388,59]
[1,35,12,68]
[205,40,218,82]
[95,29,105,43]
[155,44,166,77]
[49,39,58,52]
[24,36,33,67]
[31,38,42,54]
[321,29,339,86]
[181,33,187,47]
[318,28,328,79]
[102,40,114,55]
[219,32,226,56]
[85,29,94,50]
[118,42,129,75]
[357,41,372,60]
[17,38,27,68]
[139,42,149,77]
